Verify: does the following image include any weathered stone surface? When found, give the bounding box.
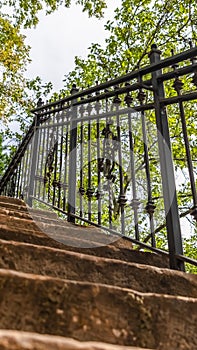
[0,269,197,349]
[0,196,170,268]
[0,206,130,247]
[0,223,169,267]
[0,195,26,206]
[0,195,196,350]
[0,331,154,350]
[0,239,196,297]
[0,206,58,220]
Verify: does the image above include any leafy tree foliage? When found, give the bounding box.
[0,0,106,28]
[0,0,107,166]
[0,0,107,124]
[63,0,197,89]
[0,132,10,176]
[0,16,29,121]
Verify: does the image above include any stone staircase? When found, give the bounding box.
[0,196,196,350]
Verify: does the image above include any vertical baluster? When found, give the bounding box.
[104,94,114,229]
[16,161,22,198]
[11,171,17,197]
[125,91,140,241]
[62,107,70,212]
[52,112,60,207]
[19,153,26,198]
[48,112,55,203]
[68,84,79,223]
[86,102,94,222]
[27,98,44,206]
[57,111,64,209]
[27,106,42,206]
[39,122,47,200]
[173,74,197,220]
[51,114,57,206]
[138,86,156,247]
[43,115,51,202]
[113,92,127,235]
[95,99,102,225]
[79,102,85,219]
[101,118,114,230]
[22,143,31,200]
[35,122,43,200]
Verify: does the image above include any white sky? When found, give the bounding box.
[23,1,121,92]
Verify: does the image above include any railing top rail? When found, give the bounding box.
[32,45,197,114]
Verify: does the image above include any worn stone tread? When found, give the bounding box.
[0,330,154,350]
[0,203,28,213]
[0,211,123,247]
[0,196,169,268]
[0,206,58,220]
[0,223,169,268]
[0,268,197,349]
[0,196,26,206]
[0,196,58,218]
[0,238,196,297]
[0,211,121,245]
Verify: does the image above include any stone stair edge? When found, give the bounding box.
[0,237,152,265]
[0,197,170,267]
[0,199,155,254]
[1,238,197,298]
[0,267,197,302]
[0,204,61,221]
[0,197,59,219]
[0,210,131,247]
[0,196,26,206]
[0,330,155,350]
[1,267,197,349]
[0,222,161,257]
[0,208,122,241]
[0,223,170,269]
[0,237,194,280]
[0,197,163,254]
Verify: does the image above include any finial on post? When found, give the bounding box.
[37,97,43,107]
[151,43,157,50]
[149,43,161,64]
[70,83,79,95]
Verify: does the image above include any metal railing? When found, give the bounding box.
[1,44,197,271]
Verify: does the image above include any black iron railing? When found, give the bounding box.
[1,44,197,271]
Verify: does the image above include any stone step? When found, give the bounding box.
[0,224,169,268]
[0,330,154,350]
[0,239,196,297]
[0,202,27,213]
[0,205,59,220]
[0,213,104,248]
[0,196,60,220]
[0,210,132,248]
[0,207,131,247]
[0,198,127,249]
[0,196,170,268]
[0,212,44,231]
[0,269,196,349]
[0,195,26,206]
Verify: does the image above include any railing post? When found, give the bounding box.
[67,84,79,223]
[26,99,42,207]
[149,44,185,271]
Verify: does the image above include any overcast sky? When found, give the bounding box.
[23,1,121,92]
